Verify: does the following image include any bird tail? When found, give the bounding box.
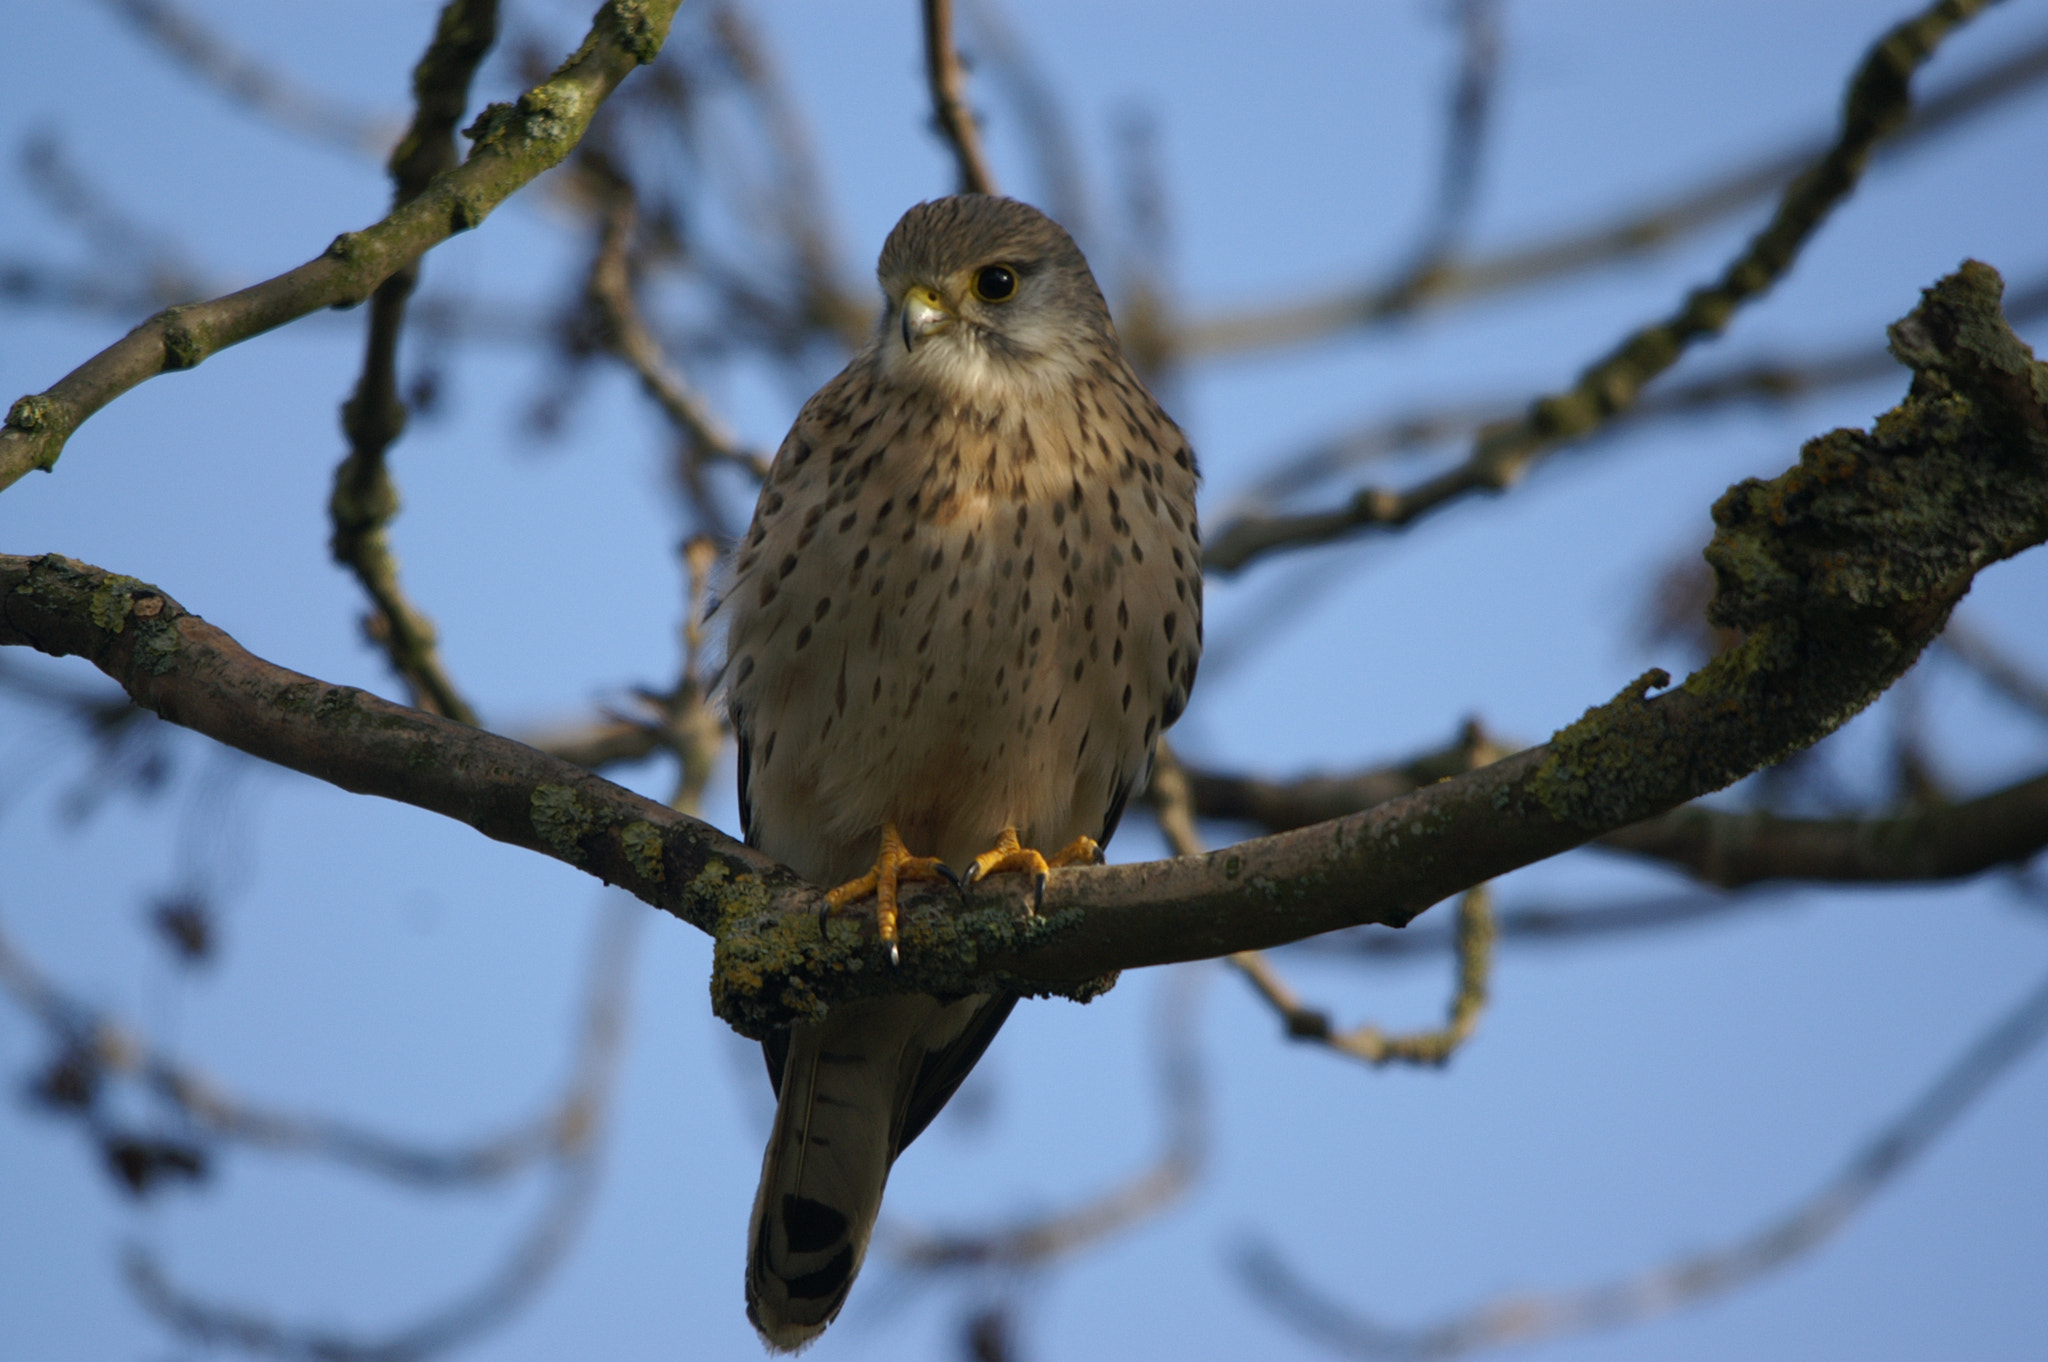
[745,1003,907,1352]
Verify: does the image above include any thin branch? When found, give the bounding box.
[125,898,642,1362]
[961,0,1089,233]
[1179,721,1510,835]
[1217,273,2048,526]
[4,259,2044,1037]
[1187,742,2048,893]
[707,5,870,347]
[1299,888,1778,962]
[890,964,1208,1270]
[94,0,396,157]
[1230,886,1493,1067]
[922,0,999,196]
[1378,0,1504,303]
[1596,769,2048,886]
[585,164,771,482]
[1205,0,2000,574]
[329,0,499,726]
[1939,616,2048,724]
[1,0,684,491]
[18,132,210,305]
[1239,961,2048,1358]
[1180,19,2048,358]
[0,911,606,1187]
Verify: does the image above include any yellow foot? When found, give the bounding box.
[824,822,951,965]
[963,827,1102,909]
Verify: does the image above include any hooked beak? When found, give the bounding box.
[900,285,953,351]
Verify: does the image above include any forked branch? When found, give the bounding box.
[4,265,2045,1041]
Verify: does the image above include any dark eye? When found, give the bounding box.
[972,264,1018,302]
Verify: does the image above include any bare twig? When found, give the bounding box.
[1181,19,2048,358]
[1380,0,1504,302]
[1160,734,1494,1069]
[2,0,684,491]
[1939,617,2048,724]
[125,897,642,1362]
[1231,885,1493,1067]
[1218,273,2048,526]
[94,0,395,157]
[1110,110,1176,385]
[1179,721,1508,834]
[585,165,771,484]
[330,0,499,726]
[1239,961,2048,1357]
[961,0,1089,232]
[923,0,999,196]
[1298,888,1774,961]
[0,904,613,1188]
[18,133,209,305]
[891,965,1207,1269]
[708,5,870,347]
[1205,0,2002,574]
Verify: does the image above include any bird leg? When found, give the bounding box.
[962,827,1102,910]
[824,822,952,965]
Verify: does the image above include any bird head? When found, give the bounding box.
[872,195,1115,406]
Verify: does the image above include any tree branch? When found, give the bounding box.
[94,0,396,158]
[1185,741,2048,893]
[330,0,499,726]
[922,0,999,196]
[0,0,682,491]
[1205,0,2000,574]
[1238,960,2048,1357]
[1214,274,2048,528]
[1178,14,2048,359]
[5,264,2044,1040]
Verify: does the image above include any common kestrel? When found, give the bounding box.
[720,194,1201,1349]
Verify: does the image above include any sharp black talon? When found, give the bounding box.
[888,941,901,967]
[935,862,968,904]
[1033,872,1047,913]
[962,862,985,887]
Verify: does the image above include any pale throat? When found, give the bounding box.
[877,311,1094,424]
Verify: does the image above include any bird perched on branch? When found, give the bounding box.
[719,194,1201,1349]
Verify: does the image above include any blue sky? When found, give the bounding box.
[3,2,2046,1360]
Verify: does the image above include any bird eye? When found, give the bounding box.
[972,264,1019,302]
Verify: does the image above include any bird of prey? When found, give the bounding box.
[719,194,1201,1349]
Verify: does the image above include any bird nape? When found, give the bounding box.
[718,194,1202,1350]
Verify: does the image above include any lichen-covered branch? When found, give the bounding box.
[5,263,2044,1041]
[0,552,800,943]
[1215,274,2048,528]
[1184,741,2048,892]
[329,0,499,725]
[0,0,682,492]
[1205,0,2000,574]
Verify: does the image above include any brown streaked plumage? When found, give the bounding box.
[720,195,1201,1350]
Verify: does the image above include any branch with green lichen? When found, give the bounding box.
[3,264,2043,1041]
[1205,0,2001,574]
[329,0,499,726]
[1180,727,2048,891]
[0,0,680,493]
